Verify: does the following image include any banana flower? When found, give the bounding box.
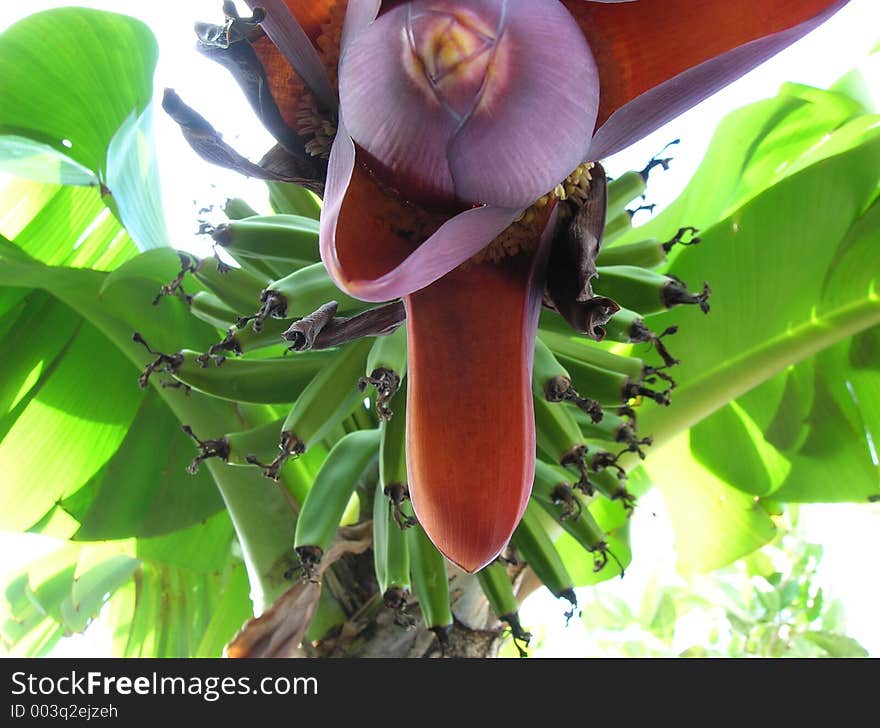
[183,0,849,572]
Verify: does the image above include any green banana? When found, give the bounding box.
[602,307,645,343]
[240,262,365,331]
[135,340,336,404]
[476,562,531,655]
[602,308,679,367]
[407,522,453,641]
[294,428,381,574]
[577,408,652,458]
[539,331,645,382]
[596,227,699,268]
[372,479,411,609]
[592,265,711,317]
[258,338,372,478]
[181,417,284,472]
[211,214,320,265]
[179,414,321,509]
[602,208,633,245]
[189,290,237,330]
[588,463,638,515]
[360,326,408,421]
[304,583,347,643]
[532,460,616,573]
[542,331,675,405]
[533,394,591,488]
[223,197,259,220]
[605,141,677,221]
[512,502,577,614]
[606,171,647,222]
[203,317,292,359]
[268,181,322,220]
[555,351,669,407]
[190,256,269,316]
[532,337,602,422]
[379,379,417,530]
[537,308,578,338]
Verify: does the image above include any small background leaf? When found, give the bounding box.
[0,8,167,250]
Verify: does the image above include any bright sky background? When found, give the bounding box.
[1,1,878,657]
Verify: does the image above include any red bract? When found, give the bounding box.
[240,0,848,572]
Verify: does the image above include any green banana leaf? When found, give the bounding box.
[0,8,167,250]
[635,81,880,574]
[0,181,298,651]
[1,521,252,657]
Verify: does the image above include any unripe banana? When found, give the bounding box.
[378,379,417,530]
[270,338,373,475]
[589,464,638,514]
[223,197,259,220]
[532,338,602,422]
[294,428,381,574]
[304,585,347,643]
[539,331,645,382]
[577,409,651,458]
[372,479,411,609]
[605,170,647,222]
[191,256,270,317]
[189,290,237,330]
[181,417,284,472]
[592,265,711,317]
[204,317,292,358]
[167,349,335,403]
[601,308,680,369]
[542,332,675,406]
[534,392,591,489]
[476,562,531,655]
[596,227,699,269]
[512,502,577,612]
[407,521,453,640]
[211,215,320,265]
[361,326,407,420]
[538,308,578,338]
[605,142,676,222]
[532,460,616,573]
[268,181,322,220]
[133,334,335,404]
[240,262,365,331]
[554,351,666,407]
[602,208,633,245]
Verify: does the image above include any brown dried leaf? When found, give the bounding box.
[544,163,618,339]
[283,301,406,351]
[225,522,373,658]
[162,89,324,195]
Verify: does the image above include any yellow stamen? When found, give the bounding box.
[467,163,594,265]
[282,0,348,159]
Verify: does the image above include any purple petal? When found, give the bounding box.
[339,0,599,208]
[244,0,337,111]
[588,0,850,159]
[449,0,599,208]
[341,0,382,47]
[320,121,523,302]
[338,2,459,203]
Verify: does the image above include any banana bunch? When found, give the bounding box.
[141,151,707,654]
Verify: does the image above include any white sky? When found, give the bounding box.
[0,1,878,657]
